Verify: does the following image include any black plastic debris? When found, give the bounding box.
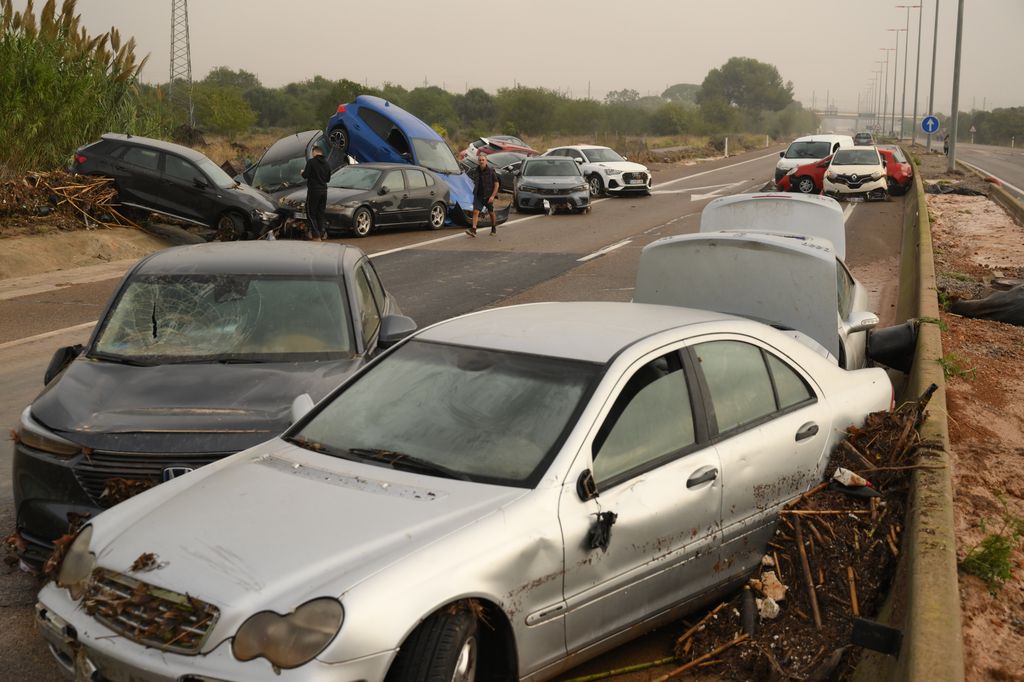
[587,511,618,552]
[948,285,1024,326]
[851,617,903,656]
[923,183,986,196]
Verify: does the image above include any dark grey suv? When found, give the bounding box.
[72,133,281,239]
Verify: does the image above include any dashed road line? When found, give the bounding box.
[577,239,633,262]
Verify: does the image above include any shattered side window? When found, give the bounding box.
[94,275,353,361]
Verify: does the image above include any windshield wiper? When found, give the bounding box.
[88,350,155,366]
[347,448,471,481]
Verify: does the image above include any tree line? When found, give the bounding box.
[2,1,818,175]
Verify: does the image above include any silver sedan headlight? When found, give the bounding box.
[256,210,279,223]
[56,525,95,600]
[232,597,343,669]
[573,183,588,192]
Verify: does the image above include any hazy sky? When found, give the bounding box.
[13,0,1024,115]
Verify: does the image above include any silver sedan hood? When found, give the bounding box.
[90,439,527,612]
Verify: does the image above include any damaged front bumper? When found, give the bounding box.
[36,584,394,682]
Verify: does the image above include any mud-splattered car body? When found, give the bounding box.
[36,302,890,681]
[13,242,413,567]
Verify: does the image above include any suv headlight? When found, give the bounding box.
[56,525,95,600]
[17,408,81,458]
[604,168,623,175]
[826,172,837,181]
[233,597,343,669]
[870,171,883,180]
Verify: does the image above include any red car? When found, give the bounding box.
[877,145,914,195]
[776,155,831,194]
[778,147,913,196]
[457,135,539,161]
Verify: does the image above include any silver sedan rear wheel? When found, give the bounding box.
[428,202,446,230]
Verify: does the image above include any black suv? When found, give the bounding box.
[72,134,280,238]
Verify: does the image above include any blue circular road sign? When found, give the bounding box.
[922,116,940,134]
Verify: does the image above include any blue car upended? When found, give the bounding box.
[325,95,507,225]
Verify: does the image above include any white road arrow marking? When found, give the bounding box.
[690,180,748,202]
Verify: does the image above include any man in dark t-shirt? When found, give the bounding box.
[300,145,332,241]
[467,153,499,237]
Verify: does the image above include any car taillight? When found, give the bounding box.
[336,104,346,113]
[74,153,87,165]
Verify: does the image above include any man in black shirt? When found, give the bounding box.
[467,153,499,237]
[300,145,332,241]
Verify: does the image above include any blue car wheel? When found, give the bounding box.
[328,126,349,155]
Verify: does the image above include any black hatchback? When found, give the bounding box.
[11,241,416,566]
[72,133,281,239]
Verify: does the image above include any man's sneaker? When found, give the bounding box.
[465,229,477,238]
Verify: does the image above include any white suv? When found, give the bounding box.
[823,147,889,200]
[543,145,652,197]
[774,134,853,185]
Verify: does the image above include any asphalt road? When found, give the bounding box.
[955,143,1024,201]
[0,146,907,680]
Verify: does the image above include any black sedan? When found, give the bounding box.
[278,163,452,237]
[458,151,526,194]
[11,241,416,567]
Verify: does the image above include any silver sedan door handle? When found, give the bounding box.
[686,466,718,489]
[795,422,819,441]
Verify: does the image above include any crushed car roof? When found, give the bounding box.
[415,302,738,363]
[132,242,361,277]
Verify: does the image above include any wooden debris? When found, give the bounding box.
[0,170,141,232]
[794,516,823,630]
[847,566,860,617]
[654,634,749,682]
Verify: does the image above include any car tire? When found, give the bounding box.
[352,207,373,237]
[387,608,477,682]
[214,212,246,241]
[795,176,817,194]
[328,126,349,155]
[587,175,604,197]
[427,202,446,230]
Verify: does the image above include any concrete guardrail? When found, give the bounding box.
[853,157,965,681]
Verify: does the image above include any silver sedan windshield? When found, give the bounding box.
[93,275,353,362]
[296,340,600,486]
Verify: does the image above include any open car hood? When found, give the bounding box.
[635,231,842,358]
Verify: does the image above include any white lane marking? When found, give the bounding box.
[650,182,735,196]
[843,203,857,223]
[959,160,1024,197]
[650,151,783,189]
[577,239,633,262]
[0,321,95,352]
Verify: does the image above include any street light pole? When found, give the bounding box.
[887,28,905,136]
[927,0,940,152]
[948,0,965,172]
[881,48,893,135]
[897,5,921,142]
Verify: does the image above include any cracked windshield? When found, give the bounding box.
[94,275,353,360]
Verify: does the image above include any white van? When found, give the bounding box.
[774,134,854,185]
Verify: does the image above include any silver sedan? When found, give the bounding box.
[37,302,891,681]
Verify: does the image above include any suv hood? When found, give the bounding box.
[590,161,647,173]
[88,440,527,614]
[32,357,361,451]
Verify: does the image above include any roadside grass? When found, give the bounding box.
[960,498,1024,595]
[937,352,976,380]
[919,316,949,332]
[947,271,976,282]
[938,290,954,310]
